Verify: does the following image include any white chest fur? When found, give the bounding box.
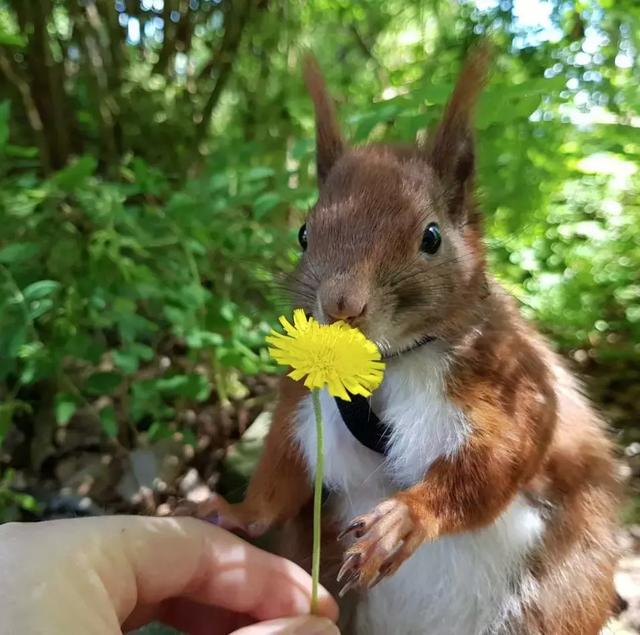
[295,343,469,494]
[294,344,544,635]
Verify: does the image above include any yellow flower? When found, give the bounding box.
[266,308,385,401]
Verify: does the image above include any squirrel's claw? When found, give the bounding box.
[336,552,360,583]
[337,497,425,592]
[173,494,269,539]
[337,518,365,541]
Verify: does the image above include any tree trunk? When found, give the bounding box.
[9,0,75,169]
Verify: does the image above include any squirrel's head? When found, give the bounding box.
[292,46,491,356]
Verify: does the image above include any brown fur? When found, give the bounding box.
[303,52,345,184]
[185,46,621,634]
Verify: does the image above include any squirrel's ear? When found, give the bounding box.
[303,53,344,185]
[426,43,491,222]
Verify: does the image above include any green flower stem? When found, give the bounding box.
[310,388,324,614]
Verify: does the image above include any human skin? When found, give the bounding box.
[0,516,339,635]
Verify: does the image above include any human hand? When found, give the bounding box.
[0,516,339,635]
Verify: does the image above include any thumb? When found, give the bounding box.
[230,616,340,634]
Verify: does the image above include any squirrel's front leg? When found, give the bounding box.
[337,373,556,594]
[177,377,312,538]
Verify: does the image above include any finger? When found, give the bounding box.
[230,616,340,635]
[56,516,338,624]
[121,517,338,622]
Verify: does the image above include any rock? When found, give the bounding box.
[54,452,121,503]
[179,467,200,495]
[55,408,107,452]
[186,484,212,503]
[116,439,186,503]
[42,494,105,519]
[156,503,172,516]
[218,410,271,502]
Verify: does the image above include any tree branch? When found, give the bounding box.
[153,0,176,75]
[0,48,50,173]
[194,0,253,141]
[67,2,119,170]
[349,24,389,87]
[9,0,75,168]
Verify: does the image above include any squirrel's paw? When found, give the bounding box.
[336,497,427,595]
[173,494,270,539]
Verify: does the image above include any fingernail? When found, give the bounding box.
[205,512,220,525]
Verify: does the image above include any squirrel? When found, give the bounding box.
[182,46,621,635]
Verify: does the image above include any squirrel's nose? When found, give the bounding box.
[323,295,367,324]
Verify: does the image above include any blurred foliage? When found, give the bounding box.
[0,0,639,518]
[0,468,40,521]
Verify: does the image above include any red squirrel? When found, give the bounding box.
[186,47,621,634]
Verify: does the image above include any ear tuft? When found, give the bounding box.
[427,42,492,220]
[303,52,344,185]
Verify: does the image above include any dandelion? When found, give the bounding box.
[267,308,385,612]
[267,309,385,400]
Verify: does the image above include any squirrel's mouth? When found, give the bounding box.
[304,309,435,360]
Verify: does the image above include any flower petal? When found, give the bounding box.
[267,307,385,401]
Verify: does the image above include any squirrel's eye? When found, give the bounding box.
[421,222,441,255]
[298,223,308,250]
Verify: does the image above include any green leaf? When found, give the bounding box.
[2,324,28,358]
[147,421,173,442]
[113,349,140,374]
[86,371,123,396]
[185,330,224,349]
[54,393,77,426]
[131,343,154,362]
[17,341,43,359]
[156,373,211,401]
[49,156,97,192]
[28,298,54,320]
[291,138,313,160]
[23,280,61,301]
[244,166,275,181]
[12,491,40,512]
[0,31,26,48]
[252,192,280,219]
[99,405,118,438]
[130,379,171,422]
[220,301,236,322]
[5,145,39,159]
[0,242,39,265]
[5,190,44,218]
